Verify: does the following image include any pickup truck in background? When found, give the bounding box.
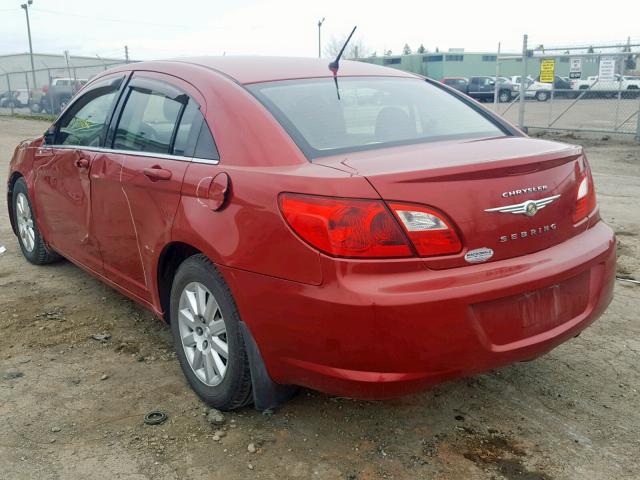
[570,74,640,98]
[29,77,88,114]
[441,76,517,102]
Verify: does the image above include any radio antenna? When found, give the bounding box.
[328,25,357,99]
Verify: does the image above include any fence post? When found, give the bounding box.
[494,42,501,110]
[635,94,640,142]
[518,34,528,130]
[7,74,14,115]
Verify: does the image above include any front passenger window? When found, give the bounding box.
[56,79,121,147]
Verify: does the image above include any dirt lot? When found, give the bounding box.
[1,116,638,480]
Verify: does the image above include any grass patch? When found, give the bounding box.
[0,112,55,123]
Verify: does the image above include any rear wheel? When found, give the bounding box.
[170,254,253,410]
[535,90,549,102]
[12,178,60,264]
[498,90,511,103]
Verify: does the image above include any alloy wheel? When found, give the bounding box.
[177,282,229,386]
[16,192,35,252]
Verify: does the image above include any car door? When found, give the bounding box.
[33,74,125,273]
[91,72,205,303]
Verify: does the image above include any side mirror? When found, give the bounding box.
[43,125,56,145]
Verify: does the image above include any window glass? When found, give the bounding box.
[114,87,184,154]
[173,101,199,156]
[194,120,219,160]
[56,79,120,147]
[249,77,505,158]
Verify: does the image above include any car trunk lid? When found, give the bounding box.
[315,136,588,269]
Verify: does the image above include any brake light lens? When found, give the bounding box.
[572,172,596,223]
[389,203,462,256]
[278,193,412,258]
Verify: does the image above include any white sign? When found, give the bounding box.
[598,57,616,82]
[569,58,582,79]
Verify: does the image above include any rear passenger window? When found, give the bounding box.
[114,87,185,154]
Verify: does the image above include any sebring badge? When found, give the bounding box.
[484,194,560,217]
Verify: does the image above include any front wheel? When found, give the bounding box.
[12,177,60,264]
[170,255,253,410]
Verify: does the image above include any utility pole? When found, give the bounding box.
[317,18,325,58]
[124,45,130,64]
[21,0,37,91]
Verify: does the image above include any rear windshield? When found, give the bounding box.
[248,77,507,158]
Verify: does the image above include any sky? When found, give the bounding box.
[1,0,639,61]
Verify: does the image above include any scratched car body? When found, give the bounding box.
[6,57,616,410]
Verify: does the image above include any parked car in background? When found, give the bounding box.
[440,76,468,93]
[0,89,29,108]
[30,77,88,114]
[571,75,640,98]
[443,76,515,102]
[7,57,615,410]
[524,75,573,102]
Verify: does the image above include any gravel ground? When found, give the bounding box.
[1,116,638,480]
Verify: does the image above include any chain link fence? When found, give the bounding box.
[0,61,130,117]
[489,39,640,139]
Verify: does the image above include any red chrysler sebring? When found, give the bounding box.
[6,57,615,410]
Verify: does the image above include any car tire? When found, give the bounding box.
[12,177,61,265]
[535,90,549,102]
[499,90,511,103]
[29,103,42,113]
[170,254,253,410]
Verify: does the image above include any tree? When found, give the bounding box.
[402,43,412,55]
[417,44,426,54]
[384,49,393,56]
[435,47,439,53]
[324,35,372,59]
[587,46,594,54]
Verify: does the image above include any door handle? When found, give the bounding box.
[143,166,172,181]
[74,157,90,169]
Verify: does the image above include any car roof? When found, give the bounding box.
[155,56,420,84]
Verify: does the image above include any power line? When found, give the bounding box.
[30,8,194,29]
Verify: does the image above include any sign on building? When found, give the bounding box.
[569,58,582,79]
[540,59,555,83]
[598,57,616,81]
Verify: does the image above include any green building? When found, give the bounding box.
[358,51,600,81]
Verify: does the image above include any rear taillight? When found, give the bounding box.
[279,193,462,258]
[278,193,412,258]
[388,202,462,256]
[572,171,596,223]
[42,85,48,93]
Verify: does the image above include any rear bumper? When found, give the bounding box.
[223,221,616,399]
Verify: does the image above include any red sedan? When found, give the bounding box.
[6,57,615,410]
